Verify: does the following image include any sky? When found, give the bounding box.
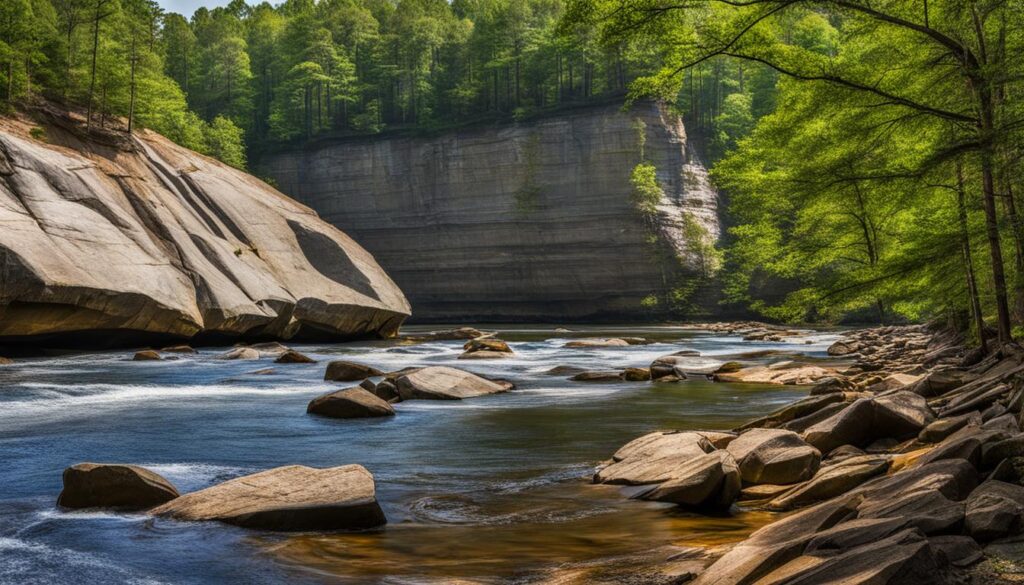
[157,0,231,16]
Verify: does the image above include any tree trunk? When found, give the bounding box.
[86,3,102,132]
[958,161,987,353]
[128,34,137,134]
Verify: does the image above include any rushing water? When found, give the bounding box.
[0,325,840,584]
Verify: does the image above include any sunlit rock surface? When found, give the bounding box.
[260,101,720,321]
[0,113,409,346]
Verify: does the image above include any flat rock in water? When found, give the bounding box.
[458,350,511,359]
[307,388,396,419]
[651,355,724,377]
[151,465,386,531]
[161,345,196,354]
[571,371,623,382]
[622,367,651,381]
[545,365,586,376]
[725,428,821,485]
[58,463,179,510]
[394,366,508,400]
[715,364,836,385]
[462,338,512,353]
[564,338,630,348]
[133,350,161,361]
[324,360,384,381]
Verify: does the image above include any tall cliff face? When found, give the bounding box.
[0,111,409,347]
[260,102,720,321]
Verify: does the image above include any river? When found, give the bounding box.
[0,325,839,584]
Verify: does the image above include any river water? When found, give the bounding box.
[0,325,839,584]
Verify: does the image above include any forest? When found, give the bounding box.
[3,0,1024,347]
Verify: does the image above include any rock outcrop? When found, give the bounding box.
[259,101,719,321]
[0,110,409,348]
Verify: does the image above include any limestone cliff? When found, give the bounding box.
[0,111,409,347]
[259,102,720,321]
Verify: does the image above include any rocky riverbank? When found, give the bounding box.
[593,323,1024,584]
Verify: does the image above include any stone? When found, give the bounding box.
[917,434,983,468]
[984,413,1020,433]
[545,365,586,376]
[394,366,509,400]
[918,412,980,443]
[275,350,316,364]
[803,392,933,453]
[928,535,983,567]
[725,429,821,485]
[570,371,623,382]
[866,373,923,393]
[161,345,196,354]
[564,338,630,348]
[982,435,1024,468]
[908,369,978,397]
[307,388,395,419]
[965,480,1024,541]
[463,338,512,353]
[457,350,511,359]
[827,340,860,356]
[632,451,741,510]
[371,380,400,402]
[768,455,890,511]
[651,354,725,377]
[809,377,853,396]
[597,431,714,485]
[622,367,651,381]
[691,496,861,585]
[217,347,260,360]
[248,342,292,357]
[715,364,836,385]
[857,488,965,535]
[0,121,409,346]
[324,360,384,381]
[132,350,161,361]
[151,465,386,531]
[714,361,744,374]
[738,393,847,430]
[857,459,978,503]
[58,463,179,510]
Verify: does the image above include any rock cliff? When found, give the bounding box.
[0,111,409,347]
[259,102,720,322]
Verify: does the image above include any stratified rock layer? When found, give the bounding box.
[260,102,719,321]
[0,113,410,346]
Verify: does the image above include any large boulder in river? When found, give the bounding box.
[324,360,384,381]
[632,451,741,510]
[725,428,821,485]
[394,366,510,400]
[0,114,409,346]
[650,354,724,377]
[151,464,386,531]
[307,387,395,419]
[58,463,179,510]
[596,431,715,485]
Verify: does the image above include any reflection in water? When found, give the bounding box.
[0,325,837,584]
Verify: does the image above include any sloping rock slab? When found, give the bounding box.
[726,428,821,485]
[597,431,715,485]
[151,465,385,531]
[394,366,509,400]
[632,451,740,509]
[58,463,179,510]
[0,125,409,345]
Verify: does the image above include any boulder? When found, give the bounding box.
[632,451,741,510]
[545,365,586,376]
[307,388,395,419]
[738,393,847,431]
[918,412,980,443]
[715,364,836,385]
[857,459,978,504]
[217,347,260,360]
[275,350,316,364]
[597,431,714,485]
[768,455,890,511]
[370,380,400,402]
[651,354,725,377]
[714,361,744,374]
[692,496,862,585]
[151,465,386,531]
[982,435,1024,468]
[161,345,196,354]
[407,327,485,341]
[570,371,623,382]
[908,369,978,397]
[0,356,11,365]
[965,480,1024,541]
[857,488,965,535]
[725,429,821,485]
[809,377,854,396]
[622,367,651,381]
[458,350,512,359]
[929,535,983,568]
[462,338,512,353]
[324,360,384,381]
[564,338,630,348]
[394,366,509,400]
[58,463,179,510]
[0,124,409,346]
[132,350,161,361]
[803,392,933,453]
[827,340,860,356]
[248,342,291,357]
